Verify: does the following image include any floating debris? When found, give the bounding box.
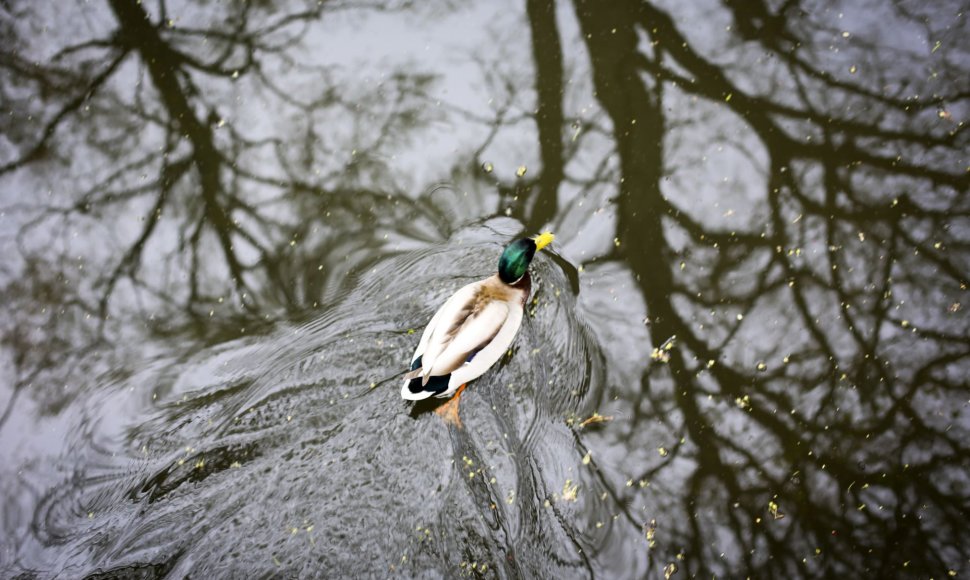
[651,335,677,363]
[735,395,751,410]
[644,518,657,548]
[562,479,579,502]
[515,165,527,177]
[580,412,614,428]
[482,161,494,174]
[658,446,669,457]
[768,500,785,520]
[582,451,592,465]
[664,562,678,579]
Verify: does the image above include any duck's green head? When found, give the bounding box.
[498,232,554,284]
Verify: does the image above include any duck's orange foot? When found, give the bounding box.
[435,384,467,428]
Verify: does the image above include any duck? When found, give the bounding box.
[401,232,555,419]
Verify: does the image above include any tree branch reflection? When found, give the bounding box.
[574,0,968,575]
[0,0,967,576]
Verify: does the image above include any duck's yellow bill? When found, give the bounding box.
[533,232,555,251]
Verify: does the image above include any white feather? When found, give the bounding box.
[401,382,436,400]
[447,305,523,394]
[427,301,509,378]
[418,281,483,382]
[400,280,482,399]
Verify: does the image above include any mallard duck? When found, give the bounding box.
[401,232,555,410]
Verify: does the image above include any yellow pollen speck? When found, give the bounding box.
[768,500,785,520]
[664,562,678,579]
[562,479,579,501]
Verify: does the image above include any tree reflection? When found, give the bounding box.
[572,0,968,576]
[4,0,439,322]
[1,0,446,426]
[1,0,968,576]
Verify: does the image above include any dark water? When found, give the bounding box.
[1,0,968,578]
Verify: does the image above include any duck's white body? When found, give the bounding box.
[401,274,529,400]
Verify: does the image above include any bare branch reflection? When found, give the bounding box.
[0,0,967,577]
[573,0,968,575]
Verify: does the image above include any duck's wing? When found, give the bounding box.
[401,281,488,401]
[423,300,511,382]
[448,304,523,390]
[401,280,481,381]
[407,283,469,369]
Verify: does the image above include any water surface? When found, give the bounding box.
[1,0,968,577]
